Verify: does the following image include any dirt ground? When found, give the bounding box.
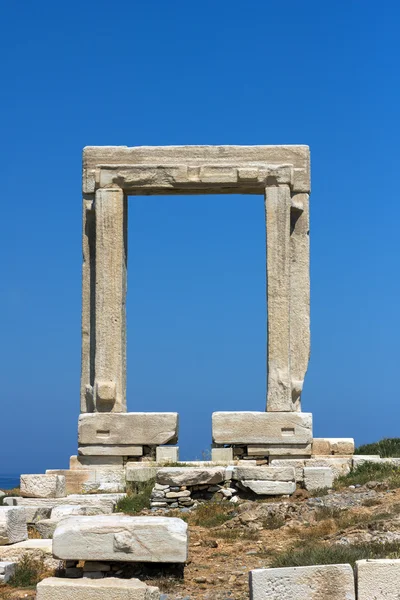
[2,484,400,599]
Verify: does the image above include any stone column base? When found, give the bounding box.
[212,411,313,458]
[77,412,179,460]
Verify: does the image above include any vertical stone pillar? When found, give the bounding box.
[80,194,95,413]
[290,193,310,410]
[94,187,127,412]
[265,184,292,411]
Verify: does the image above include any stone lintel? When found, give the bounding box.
[83,145,310,194]
[212,412,312,445]
[78,413,179,446]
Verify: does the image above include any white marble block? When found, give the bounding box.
[70,455,124,470]
[233,466,295,482]
[306,457,352,479]
[211,447,234,462]
[250,564,355,599]
[51,504,113,520]
[53,515,188,563]
[36,577,160,599]
[0,561,16,583]
[20,474,66,498]
[212,412,312,445]
[78,413,178,446]
[0,507,28,545]
[242,481,296,495]
[304,467,334,491]
[156,446,179,463]
[356,559,400,599]
[126,466,159,483]
[156,467,225,486]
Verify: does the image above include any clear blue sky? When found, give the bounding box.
[2,1,399,474]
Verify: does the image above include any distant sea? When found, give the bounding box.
[0,475,20,490]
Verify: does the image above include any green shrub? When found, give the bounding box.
[355,438,400,458]
[115,480,154,514]
[270,541,400,569]
[8,555,45,588]
[335,462,400,489]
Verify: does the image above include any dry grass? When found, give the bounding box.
[269,540,400,569]
[335,462,400,489]
[189,502,236,528]
[27,526,42,540]
[211,528,260,542]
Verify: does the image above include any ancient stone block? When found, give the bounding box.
[356,558,400,599]
[23,506,51,524]
[51,504,113,520]
[269,459,306,482]
[313,438,355,456]
[249,564,355,599]
[36,577,160,600]
[20,475,66,499]
[306,457,352,479]
[52,516,188,563]
[70,455,123,470]
[232,467,295,482]
[352,455,381,467]
[46,470,92,495]
[0,561,16,583]
[242,481,296,495]
[246,445,270,457]
[211,447,234,462]
[3,494,124,512]
[266,444,313,457]
[156,446,179,463]
[303,467,334,491]
[156,467,225,486]
[212,412,312,445]
[126,466,159,483]
[0,507,28,545]
[78,413,178,446]
[34,519,58,539]
[78,445,143,456]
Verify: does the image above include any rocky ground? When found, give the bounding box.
[3,477,400,599]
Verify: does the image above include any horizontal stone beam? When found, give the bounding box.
[78,413,179,446]
[96,163,294,194]
[83,145,310,194]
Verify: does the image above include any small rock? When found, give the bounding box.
[194,576,206,583]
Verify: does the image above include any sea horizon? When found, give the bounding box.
[0,474,20,490]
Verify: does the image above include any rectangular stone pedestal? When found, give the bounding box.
[78,413,179,456]
[212,412,312,456]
